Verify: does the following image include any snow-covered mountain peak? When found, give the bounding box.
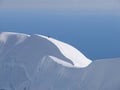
[0,32,92,68]
[0,32,120,90]
[36,34,92,67]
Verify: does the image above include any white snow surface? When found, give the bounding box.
[37,34,92,67]
[0,32,120,90]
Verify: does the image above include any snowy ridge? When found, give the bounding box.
[0,32,29,44]
[0,32,92,68]
[37,34,92,67]
[0,32,120,90]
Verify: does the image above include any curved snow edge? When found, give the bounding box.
[0,32,92,68]
[36,34,92,68]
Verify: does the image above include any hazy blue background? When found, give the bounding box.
[0,0,120,60]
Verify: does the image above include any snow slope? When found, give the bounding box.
[37,34,92,67]
[0,32,120,90]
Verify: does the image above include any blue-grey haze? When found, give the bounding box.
[0,10,120,60]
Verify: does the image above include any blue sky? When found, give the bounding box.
[0,0,120,60]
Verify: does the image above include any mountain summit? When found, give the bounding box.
[0,32,92,68]
[0,32,120,90]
